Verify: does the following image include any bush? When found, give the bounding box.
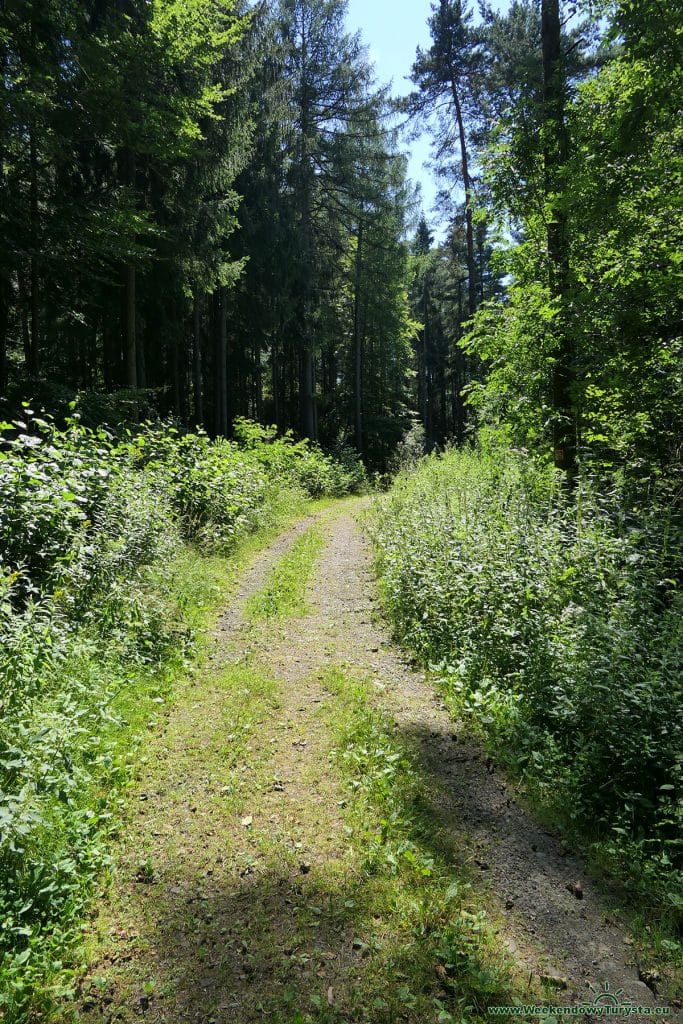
[0,411,358,1018]
[368,448,683,911]
[233,417,369,498]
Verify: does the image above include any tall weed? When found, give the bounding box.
[369,449,682,912]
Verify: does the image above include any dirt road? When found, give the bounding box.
[79,502,668,1023]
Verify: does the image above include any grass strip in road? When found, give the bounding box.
[245,524,326,621]
[312,665,540,1024]
[76,659,283,1017]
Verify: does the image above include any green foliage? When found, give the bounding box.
[134,427,271,548]
[388,419,427,475]
[465,0,682,481]
[233,418,368,497]
[0,413,356,1018]
[324,666,520,1020]
[0,0,418,466]
[369,449,683,912]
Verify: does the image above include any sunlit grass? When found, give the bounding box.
[245,524,326,621]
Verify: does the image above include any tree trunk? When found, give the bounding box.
[18,272,31,368]
[452,346,466,443]
[422,274,433,449]
[287,338,297,433]
[542,0,576,477]
[353,219,364,454]
[298,79,317,441]
[171,327,188,422]
[0,39,7,392]
[253,338,263,421]
[123,260,137,388]
[301,347,315,440]
[192,295,204,426]
[28,124,40,376]
[0,277,8,392]
[123,149,137,389]
[214,287,228,436]
[272,339,282,431]
[449,81,478,319]
[137,323,146,390]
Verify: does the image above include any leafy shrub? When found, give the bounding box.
[388,419,427,475]
[135,427,271,547]
[0,411,357,1018]
[369,448,682,911]
[233,417,368,497]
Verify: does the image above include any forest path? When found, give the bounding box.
[79,500,665,1023]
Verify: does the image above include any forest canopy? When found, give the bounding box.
[0,0,680,480]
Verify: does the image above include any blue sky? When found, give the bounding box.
[344,0,507,233]
[345,0,435,224]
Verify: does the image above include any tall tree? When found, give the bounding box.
[541,0,575,476]
[405,0,480,317]
[0,0,253,422]
[276,0,375,439]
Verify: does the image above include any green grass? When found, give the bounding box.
[81,656,537,1024]
[312,665,533,1024]
[367,448,683,997]
[245,524,326,621]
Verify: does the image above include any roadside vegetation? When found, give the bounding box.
[369,450,682,929]
[366,0,683,976]
[0,410,364,1019]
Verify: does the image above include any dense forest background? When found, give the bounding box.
[2,0,679,477]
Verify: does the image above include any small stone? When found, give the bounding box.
[638,967,660,993]
[540,971,568,990]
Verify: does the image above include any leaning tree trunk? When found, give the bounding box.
[542,0,577,478]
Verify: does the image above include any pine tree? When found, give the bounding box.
[404,0,481,317]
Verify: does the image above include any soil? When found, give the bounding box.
[79,501,677,1022]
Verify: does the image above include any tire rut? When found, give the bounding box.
[312,509,668,1015]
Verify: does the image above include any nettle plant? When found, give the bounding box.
[369,447,683,911]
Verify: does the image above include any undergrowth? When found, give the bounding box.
[0,408,362,1020]
[367,449,683,929]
